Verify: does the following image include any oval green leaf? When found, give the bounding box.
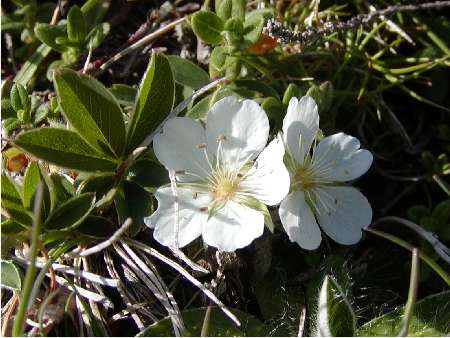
[53,68,126,157]
[167,55,210,89]
[67,5,86,43]
[1,173,33,227]
[44,193,96,231]
[126,54,175,153]
[15,128,119,172]
[1,260,22,291]
[191,11,224,45]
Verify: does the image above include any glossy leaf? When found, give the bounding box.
[15,128,118,172]
[54,68,126,157]
[1,260,21,291]
[126,54,175,152]
[191,11,224,45]
[44,193,96,231]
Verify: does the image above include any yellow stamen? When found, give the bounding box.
[293,166,315,191]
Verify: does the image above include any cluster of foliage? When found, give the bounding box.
[1,0,450,336]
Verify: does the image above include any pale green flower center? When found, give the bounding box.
[293,165,316,192]
[210,173,241,202]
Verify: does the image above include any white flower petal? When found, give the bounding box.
[206,96,269,172]
[240,137,290,206]
[153,117,211,182]
[202,200,264,251]
[144,187,211,248]
[314,186,372,245]
[311,133,372,182]
[279,192,322,250]
[282,96,319,164]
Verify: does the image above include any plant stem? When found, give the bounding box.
[97,16,187,74]
[12,183,44,336]
[365,227,450,286]
[201,305,212,337]
[398,248,420,337]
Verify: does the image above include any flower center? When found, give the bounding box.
[293,165,315,191]
[211,174,240,202]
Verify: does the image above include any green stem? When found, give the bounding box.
[433,174,450,196]
[201,305,212,337]
[365,228,450,286]
[398,248,420,337]
[12,183,44,337]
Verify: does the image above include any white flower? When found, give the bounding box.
[145,96,290,252]
[279,96,373,250]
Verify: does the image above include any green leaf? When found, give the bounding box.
[127,158,168,192]
[67,5,86,43]
[44,193,96,231]
[431,200,450,225]
[126,54,175,153]
[14,43,52,88]
[2,118,22,135]
[1,173,33,227]
[77,173,116,200]
[34,24,67,53]
[54,68,126,157]
[167,55,210,90]
[191,11,224,45]
[1,260,21,291]
[217,0,245,21]
[2,98,17,119]
[87,22,110,49]
[282,83,303,107]
[114,181,152,237]
[49,173,76,208]
[186,87,243,120]
[243,10,271,45]
[76,216,116,239]
[10,83,30,115]
[316,275,356,337]
[209,46,228,78]
[357,291,450,336]
[109,84,137,106]
[81,0,111,31]
[138,306,268,336]
[15,128,118,172]
[22,162,41,209]
[261,97,283,130]
[1,219,27,235]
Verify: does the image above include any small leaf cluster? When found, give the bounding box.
[1,80,57,136]
[190,0,272,78]
[35,5,110,68]
[1,0,55,45]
